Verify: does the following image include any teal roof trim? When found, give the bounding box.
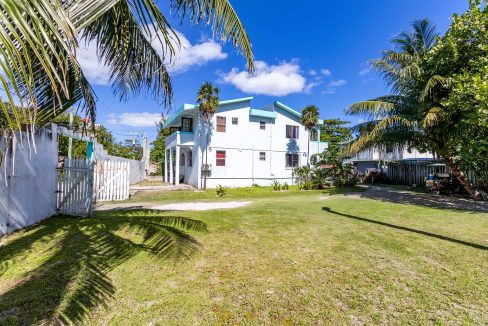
[249,108,277,119]
[220,97,253,105]
[163,97,253,129]
[163,104,196,129]
[273,101,301,118]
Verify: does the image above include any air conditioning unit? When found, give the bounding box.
[201,164,212,171]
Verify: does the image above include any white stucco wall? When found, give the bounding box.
[0,125,58,236]
[167,100,328,189]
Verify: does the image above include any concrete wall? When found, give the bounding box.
[0,125,58,236]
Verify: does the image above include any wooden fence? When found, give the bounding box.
[57,159,94,216]
[93,160,130,202]
[385,160,479,186]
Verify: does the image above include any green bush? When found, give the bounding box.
[272,180,281,191]
[216,185,227,197]
[281,182,289,191]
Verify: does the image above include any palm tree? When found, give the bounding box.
[345,19,481,199]
[0,0,254,139]
[197,81,219,190]
[301,105,320,167]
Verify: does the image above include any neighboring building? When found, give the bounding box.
[163,97,328,188]
[344,145,435,173]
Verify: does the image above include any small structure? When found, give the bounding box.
[163,97,328,188]
[344,145,435,173]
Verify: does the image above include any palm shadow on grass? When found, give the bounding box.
[322,207,488,251]
[0,210,206,325]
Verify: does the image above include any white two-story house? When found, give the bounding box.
[163,97,328,188]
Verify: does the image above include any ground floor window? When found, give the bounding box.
[259,152,266,161]
[216,150,226,166]
[285,153,299,168]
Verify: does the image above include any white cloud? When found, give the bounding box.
[320,68,332,77]
[107,112,162,127]
[322,79,347,94]
[77,41,111,85]
[219,60,314,96]
[77,28,227,84]
[309,69,317,76]
[148,29,227,73]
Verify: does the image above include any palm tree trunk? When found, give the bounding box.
[445,157,482,200]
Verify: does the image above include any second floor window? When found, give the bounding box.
[232,117,238,125]
[310,128,318,141]
[181,117,193,132]
[216,150,226,166]
[216,116,226,132]
[259,152,266,161]
[286,125,299,139]
[285,153,299,168]
[260,121,266,130]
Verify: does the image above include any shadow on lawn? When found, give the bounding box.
[322,207,488,251]
[0,210,206,325]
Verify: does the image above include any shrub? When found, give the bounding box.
[281,182,289,191]
[272,180,281,191]
[216,185,227,197]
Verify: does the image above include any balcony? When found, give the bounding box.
[165,131,194,148]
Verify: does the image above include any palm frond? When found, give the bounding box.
[421,74,449,100]
[170,0,254,72]
[344,115,417,155]
[346,100,396,119]
[421,106,445,128]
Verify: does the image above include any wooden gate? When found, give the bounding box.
[93,160,130,201]
[57,159,94,216]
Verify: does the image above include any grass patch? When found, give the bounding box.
[126,185,365,203]
[1,190,487,324]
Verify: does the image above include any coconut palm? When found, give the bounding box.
[301,105,320,167]
[0,0,254,138]
[345,18,481,199]
[197,81,219,190]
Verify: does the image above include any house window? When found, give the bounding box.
[216,116,226,132]
[285,153,299,168]
[216,150,226,166]
[260,152,266,161]
[232,117,238,125]
[188,151,193,167]
[310,128,318,141]
[169,127,180,134]
[260,121,266,130]
[286,125,299,139]
[181,117,193,132]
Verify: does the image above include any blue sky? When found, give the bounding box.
[80,0,469,142]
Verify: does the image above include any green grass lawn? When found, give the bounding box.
[1,188,487,325]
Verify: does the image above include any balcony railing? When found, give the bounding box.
[165,131,194,148]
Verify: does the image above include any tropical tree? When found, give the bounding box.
[0,0,254,142]
[151,124,171,174]
[301,105,320,167]
[197,81,220,189]
[345,14,487,200]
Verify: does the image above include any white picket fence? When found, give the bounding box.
[57,159,94,216]
[93,160,130,202]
